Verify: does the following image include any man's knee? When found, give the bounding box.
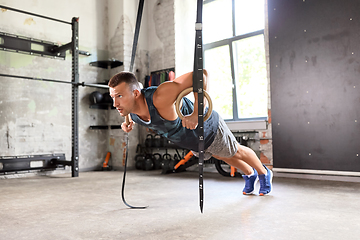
[236,144,253,160]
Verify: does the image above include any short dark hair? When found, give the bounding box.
[108,71,140,91]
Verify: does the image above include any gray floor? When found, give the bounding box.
[1,170,360,240]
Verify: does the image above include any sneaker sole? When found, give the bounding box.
[259,169,273,196]
[243,177,259,195]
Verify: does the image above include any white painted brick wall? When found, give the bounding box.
[150,0,175,72]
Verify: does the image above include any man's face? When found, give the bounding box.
[109,82,135,116]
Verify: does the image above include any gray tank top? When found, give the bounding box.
[130,86,219,152]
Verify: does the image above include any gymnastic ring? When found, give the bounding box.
[175,87,213,121]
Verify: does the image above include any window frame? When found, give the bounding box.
[203,0,268,124]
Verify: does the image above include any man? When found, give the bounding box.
[108,70,273,195]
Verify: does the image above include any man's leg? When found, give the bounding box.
[213,142,266,175]
[213,143,272,195]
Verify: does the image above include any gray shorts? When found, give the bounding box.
[192,116,238,160]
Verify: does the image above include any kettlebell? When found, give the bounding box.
[135,154,145,170]
[145,134,154,148]
[153,134,163,148]
[152,153,162,170]
[144,154,154,171]
[161,153,173,174]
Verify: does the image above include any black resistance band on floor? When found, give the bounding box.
[121,0,147,209]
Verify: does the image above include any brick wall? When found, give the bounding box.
[149,0,176,72]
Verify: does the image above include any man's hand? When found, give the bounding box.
[121,121,135,133]
[182,113,198,130]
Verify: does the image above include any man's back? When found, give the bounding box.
[130,86,219,152]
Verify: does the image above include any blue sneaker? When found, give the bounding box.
[259,165,273,196]
[242,169,258,195]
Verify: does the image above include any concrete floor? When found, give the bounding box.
[1,170,360,240]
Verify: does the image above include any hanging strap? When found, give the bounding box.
[121,0,147,209]
[193,0,205,213]
[129,0,145,72]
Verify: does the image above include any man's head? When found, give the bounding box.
[108,71,141,90]
[108,71,141,116]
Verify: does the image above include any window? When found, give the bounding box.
[203,0,267,121]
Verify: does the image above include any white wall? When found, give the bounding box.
[146,0,175,72]
[174,0,197,76]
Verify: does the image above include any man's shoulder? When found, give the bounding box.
[142,86,158,97]
[143,86,158,91]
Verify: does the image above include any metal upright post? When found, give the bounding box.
[71,17,79,177]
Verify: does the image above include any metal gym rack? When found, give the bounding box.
[0,5,114,177]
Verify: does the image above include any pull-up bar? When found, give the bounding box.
[0,5,71,25]
[0,73,109,89]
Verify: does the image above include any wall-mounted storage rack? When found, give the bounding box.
[0,5,87,177]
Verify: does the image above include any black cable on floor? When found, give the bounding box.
[121,133,147,209]
[120,0,147,209]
